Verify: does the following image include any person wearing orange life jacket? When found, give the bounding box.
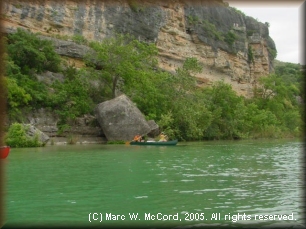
[133,134,142,142]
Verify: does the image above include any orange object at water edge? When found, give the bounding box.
[0,146,10,159]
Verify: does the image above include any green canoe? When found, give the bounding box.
[130,139,178,146]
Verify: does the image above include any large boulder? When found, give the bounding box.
[95,95,151,141]
[147,120,160,137]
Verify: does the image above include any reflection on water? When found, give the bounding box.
[4,139,304,227]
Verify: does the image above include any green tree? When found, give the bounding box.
[85,33,158,99]
[170,92,213,140]
[255,74,299,108]
[243,101,281,138]
[224,31,237,47]
[124,70,170,120]
[50,65,94,132]
[5,29,62,111]
[253,72,302,135]
[5,58,49,111]
[202,81,247,139]
[7,28,61,75]
[126,57,204,124]
[157,111,180,140]
[156,58,213,140]
[5,77,32,119]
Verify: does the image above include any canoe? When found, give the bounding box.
[130,139,178,146]
[0,146,10,159]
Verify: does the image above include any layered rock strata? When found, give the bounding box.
[2,0,276,97]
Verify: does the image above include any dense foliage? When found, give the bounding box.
[7,29,61,74]
[5,29,93,131]
[49,66,94,133]
[85,33,158,98]
[5,123,43,147]
[4,29,304,146]
[5,28,61,120]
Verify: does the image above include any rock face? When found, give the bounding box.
[8,108,106,144]
[25,108,58,137]
[23,124,50,145]
[147,120,160,137]
[95,94,151,141]
[38,35,93,60]
[2,0,277,97]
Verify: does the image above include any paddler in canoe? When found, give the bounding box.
[158,132,168,142]
[130,132,177,145]
[132,132,169,143]
[133,134,143,142]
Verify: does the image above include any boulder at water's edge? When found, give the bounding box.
[147,120,160,137]
[95,95,151,141]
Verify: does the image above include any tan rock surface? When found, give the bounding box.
[2,0,275,97]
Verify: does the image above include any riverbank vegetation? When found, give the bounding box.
[5,123,44,147]
[4,29,304,142]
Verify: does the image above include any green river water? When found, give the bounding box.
[2,139,304,228]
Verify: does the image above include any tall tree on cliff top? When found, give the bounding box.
[85,33,158,99]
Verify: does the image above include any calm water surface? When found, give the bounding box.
[3,139,304,227]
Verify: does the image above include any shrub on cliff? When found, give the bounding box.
[5,58,50,118]
[7,28,61,74]
[5,29,62,115]
[224,31,237,47]
[6,78,31,107]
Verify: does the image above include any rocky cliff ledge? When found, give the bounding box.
[2,0,276,97]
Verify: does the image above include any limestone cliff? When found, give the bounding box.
[1,0,276,97]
